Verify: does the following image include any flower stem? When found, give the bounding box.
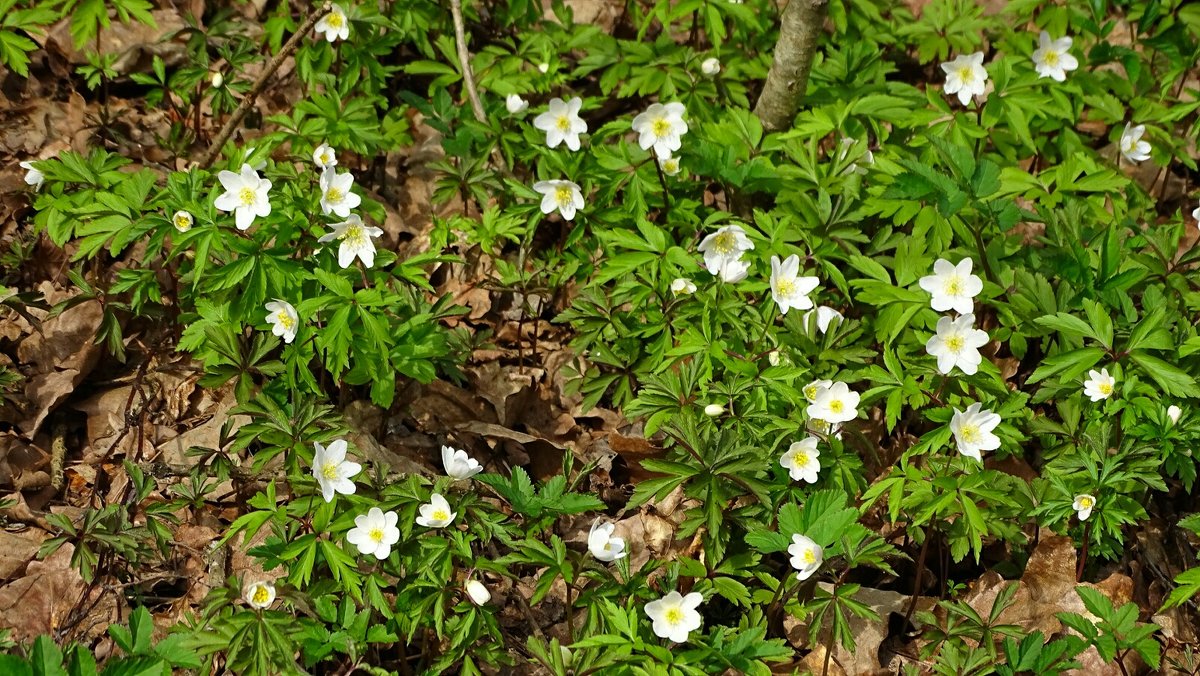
[1076,518,1093,582]
[653,158,672,221]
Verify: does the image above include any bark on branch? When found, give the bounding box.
[753,0,829,133]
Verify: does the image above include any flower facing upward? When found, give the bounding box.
[533,180,584,220]
[940,52,988,106]
[780,437,821,484]
[214,163,272,230]
[1119,123,1151,163]
[533,97,587,151]
[347,507,400,560]
[172,210,193,233]
[769,255,820,315]
[315,4,350,42]
[659,154,681,176]
[804,306,843,334]
[1083,368,1116,402]
[264,300,299,344]
[698,225,754,280]
[416,493,456,528]
[505,94,529,114]
[1032,32,1078,81]
[319,167,362,218]
[788,534,823,580]
[318,214,382,269]
[587,519,626,562]
[311,439,361,502]
[644,591,703,643]
[313,143,337,170]
[243,581,275,609]
[926,314,989,375]
[919,258,983,315]
[632,102,689,159]
[701,57,721,77]
[671,278,697,296]
[1073,494,1097,521]
[803,379,833,403]
[442,446,482,481]
[19,161,44,191]
[806,382,859,424]
[950,402,1001,462]
[465,579,491,606]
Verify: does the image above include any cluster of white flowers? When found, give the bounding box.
[698,225,754,283]
[920,258,988,376]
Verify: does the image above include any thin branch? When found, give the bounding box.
[753,0,829,133]
[198,3,333,169]
[448,0,487,125]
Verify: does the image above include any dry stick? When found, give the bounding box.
[753,0,829,132]
[49,421,67,493]
[198,3,333,169]
[448,0,486,124]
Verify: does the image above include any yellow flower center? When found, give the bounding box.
[804,385,819,400]
[651,117,671,137]
[369,527,384,542]
[663,159,679,172]
[776,278,797,297]
[793,452,809,467]
[711,231,735,254]
[828,400,844,414]
[174,214,190,229]
[802,550,816,565]
[431,509,449,522]
[239,187,256,206]
[1043,50,1059,66]
[959,424,980,444]
[945,335,964,352]
[321,152,332,164]
[957,66,973,83]
[326,187,343,204]
[343,223,365,247]
[327,11,344,28]
[276,310,295,331]
[943,277,962,296]
[556,115,571,131]
[555,186,574,207]
[603,542,612,551]
[321,462,340,479]
[1098,381,1113,395]
[1079,497,1093,508]
[252,586,270,605]
[664,608,683,625]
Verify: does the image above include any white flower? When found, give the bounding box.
[1119,123,1151,163]
[1191,201,1200,225]
[311,439,361,502]
[949,402,1001,462]
[659,154,681,176]
[533,179,584,220]
[264,300,299,344]
[537,62,550,73]
[768,350,783,366]
[788,534,823,581]
[415,492,456,528]
[313,143,337,170]
[838,138,874,175]
[319,167,362,218]
[465,579,491,605]
[717,257,750,283]
[769,255,820,315]
[532,97,587,151]
[1167,405,1182,425]
[918,258,983,315]
[698,225,754,279]
[631,102,688,159]
[505,94,529,114]
[806,381,859,424]
[1083,368,1116,402]
[644,591,703,643]
[588,519,626,562]
[701,57,721,77]
[1072,494,1096,521]
[803,379,832,403]
[780,437,821,483]
[442,445,482,481]
[243,580,275,609]
[315,4,350,42]
[214,163,272,230]
[172,210,193,233]
[807,417,843,440]
[1032,32,1078,81]
[804,306,843,334]
[925,314,989,375]
[671,278,697,296]
[346,507,400,560]
[318,214,382,269]
[211,71,224,88]
[940,52,988,106]
[703,403,725,417]
[18,161,44,191]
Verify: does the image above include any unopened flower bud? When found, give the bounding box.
[704,403,724,417]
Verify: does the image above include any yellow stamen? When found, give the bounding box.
[945,335,964,352]
[276,311,295,331]
[957,66,973,83]
[325,187,343,204]
[252,586,270,605]
[555,186,574,207]
[828,400,844,414]
[664,608,683,624]
[802,550,816,564]
[943,277,962,296]
[651,117,671,137]
[369,527,384,542]
[556,115,571,131]
[239,187,256,206]
[321,462,340,479]
[959,424,980,444]
[431,509,449,521]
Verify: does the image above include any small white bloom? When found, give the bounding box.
[211,71,224,89]
[769,255,820,315]
[803,379,832,404]
[717,256,750,283]
[698,225,754,280]
[1119,123,1151,163]
[243,580,275,609]
[632,102,689,159]
[768,350,783,366]
[346,507,401,560]
[780,437,821,484]
[925,314,989,375]
[1191,201,1200,225]
[1032,31,1078,82]
[807,417,843,440]
[1072,494,1096,521]
[788,534,823,581]
[318,214,382,269]
[1167,405,1182,425]
[172,210,193,233]
[919,258,984,315]
[644,591,703,643]
[315,4,350,42]
[415,492,456,528]
[804,306,843,334]
[949,402,1001,462]
[311,439,362,502]
[701,57,721,77]
[587,519,626,562]
[671,278,697,296]
[505,94,529,114]
[940,52,989,107]
[537,62,550,73]
[659,154,682,176]
[465,579,491,605]
[1083,368,1116,402]
[703,403,725,417]
[264,300,299,344]
[533,179,584,220]
[806,382,859,424]
[442,445,483,481]
[532,97,587,151]
[214,163,272,230]
[319,167,362,218]
[313,143,337,170]
[837,138,874,175]
[18,161,44,191]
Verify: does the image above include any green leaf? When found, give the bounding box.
[1129,351,1200,398]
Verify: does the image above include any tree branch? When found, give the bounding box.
[753,0,829,133]
[448,0,487,125]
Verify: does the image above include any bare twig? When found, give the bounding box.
[198,3,333,169]
[448,0,487,125]
[753,0,829,132]
[49,421,66,493]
